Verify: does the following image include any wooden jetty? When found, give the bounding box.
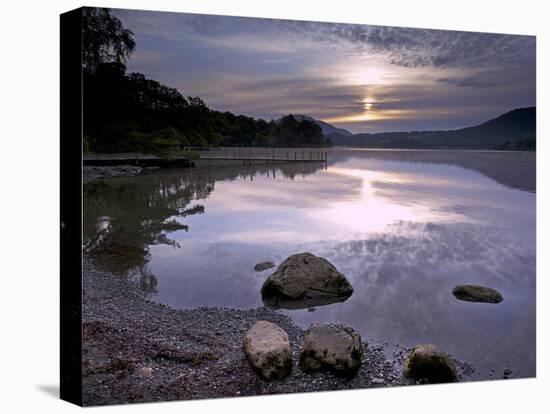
[200,148,328,163]
[83,148,328,168]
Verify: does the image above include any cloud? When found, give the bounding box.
[277,20,536,69]
[111,8,536,133]
[436,66,535,88]
[116,9,535,70]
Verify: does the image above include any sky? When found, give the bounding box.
[113,8,536,134]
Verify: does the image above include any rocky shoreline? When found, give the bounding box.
[82,254,479,406]
[83,165,143,184]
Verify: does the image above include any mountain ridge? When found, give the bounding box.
[329,107,535,150]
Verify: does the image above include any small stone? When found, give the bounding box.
[141,367,153,377]
[254,261,276,272]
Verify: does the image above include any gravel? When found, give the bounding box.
[82,256,474,406]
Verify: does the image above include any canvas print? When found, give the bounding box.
[60,6,536,406]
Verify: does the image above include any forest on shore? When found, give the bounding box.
[83,8,332,155]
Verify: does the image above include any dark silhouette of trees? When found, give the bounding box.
[82,7,333,154]
[269,115,328,147]
[82,7,136,74]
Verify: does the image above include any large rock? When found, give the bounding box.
[300,323,363,376]
[261,252,353,309]
[402,344,459,383]
[452,284,503,304]
[243,321,292,380]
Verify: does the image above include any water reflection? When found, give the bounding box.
[84,149,535,377]
[84,173,213,297]
[328,149,535,192]
[262,294,352,310]
[83,162,325,297]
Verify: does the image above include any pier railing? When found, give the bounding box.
[83,147,329,168]
[198,147,328,163]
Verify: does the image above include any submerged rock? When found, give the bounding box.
[402,344,459,384]
[243,321,292,380]
[254,261,276,272]
[452,284,503,304]
[300,323,363,376]
[261,252,353,309]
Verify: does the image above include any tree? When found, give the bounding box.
[82,7,136,74]
[81,8,333,152]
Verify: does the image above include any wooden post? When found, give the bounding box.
[309,151,312,160]
[301,150,304,160]
[294,151,297,160]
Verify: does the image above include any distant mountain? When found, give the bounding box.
[330,107,536,150]
[277,114,353,137]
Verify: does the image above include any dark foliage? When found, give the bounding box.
[82,8,331,154]
[82,8,135,74]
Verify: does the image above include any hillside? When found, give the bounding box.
[277,114,352,137]
[330,107,536,150]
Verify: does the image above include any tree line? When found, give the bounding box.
[82,8,332,154]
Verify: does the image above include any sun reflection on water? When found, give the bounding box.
[309,167,456,235]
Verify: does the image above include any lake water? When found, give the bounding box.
[84,149,536,379]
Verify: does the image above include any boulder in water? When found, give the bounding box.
[452,284,503,304]
[261,252,353,309]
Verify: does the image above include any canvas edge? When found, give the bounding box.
[60,6,84,407]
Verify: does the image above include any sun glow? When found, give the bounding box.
[325,107,417,124]
[309,168,419,234]
[352,67,386,85]
[363,96,375,111]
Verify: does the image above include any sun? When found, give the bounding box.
[363,97,375,112]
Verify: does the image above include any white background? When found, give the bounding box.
[0,0,547,412]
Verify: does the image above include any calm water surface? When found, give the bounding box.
[84,149,536,378]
